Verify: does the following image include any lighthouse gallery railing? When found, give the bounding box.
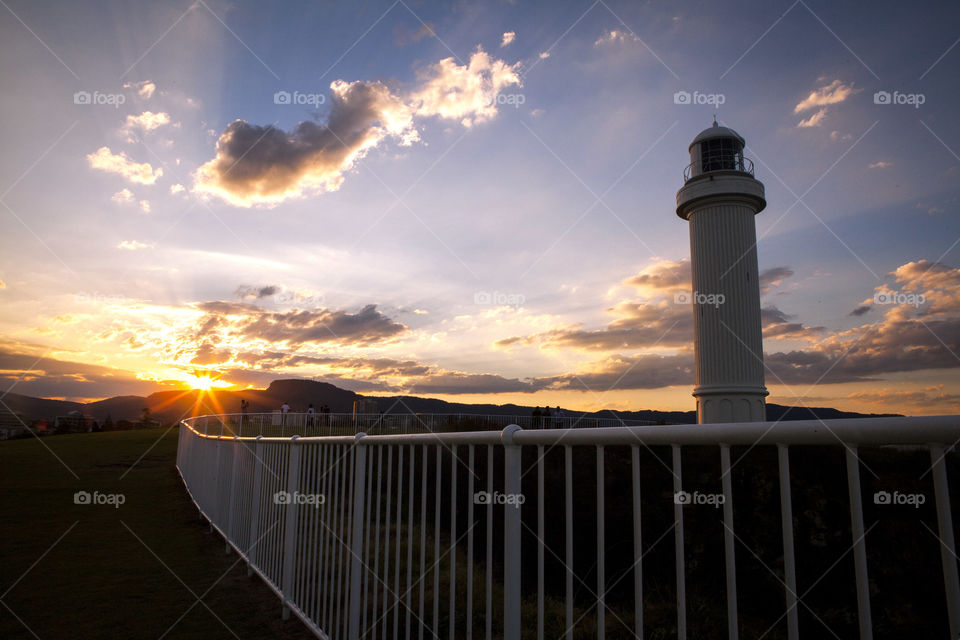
[176,414,960,640]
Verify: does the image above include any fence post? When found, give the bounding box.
[931,444,960,638]
[281,435,301,620]
[845,446,873,640]
[720,444,739,640]
[225,436,240,554]
[247,435,263,577]
[347,433,368,640]
[212,432,222,530]
[778,444,799,640]
[502,424,523,640]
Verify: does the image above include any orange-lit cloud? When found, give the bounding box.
[794,79,859,113]
[87,147,163,185]
[193,47,521,207]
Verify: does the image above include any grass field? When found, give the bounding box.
[0,428,315,639]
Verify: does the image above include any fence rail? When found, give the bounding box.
[190,412,659,438]
[176,413,960,640]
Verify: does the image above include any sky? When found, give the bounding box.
[1,0,959,416]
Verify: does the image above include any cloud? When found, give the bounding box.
[869,161,892,169]
[501,260,800,352]
[794,79,858,112]
[195,348,542,395]
[194,49,520,207]
[623,259,689,293]
[194,47,521,207]
[838,386,960,411]
[535,353,694,391]
[0,278,5,289]
[111,188,134,204]
[124,111,171,132]
[501,31,516,47]
[0,343,159,400]
[192,301,407,346]
[797,108,827,128]
[758,261,960,384]
[170,183,185,194]
[408,48,522,126]
[123,80,156,99]
[830,130,853,141]
[594,29,639,47]
[87,147,163,185]
[394,22,435,45]
[121,111,173,141]
[406,371,539,394]
[494,258,960,390]
[891,260,960,316]
[624,260,793,296]
[117,240,152,250]
[235,284,279,300]
[761,306,824,341]
[759,266,794,294]
[538,51,550,59]
[205,51,520,205]
[139,200,151,213]
[193,89,412,206]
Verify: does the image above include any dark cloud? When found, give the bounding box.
[193,48,521,206]
[761,306,824,340]
[235,284,279,300]
[534,353,694,391]
[192,302,407,346]
[850,305,871,317]
[498,300,817,353]
[405,372,541,395]
[497,301,691,351]
[623,261,794,297]
[0,346,159,400]
[759,267,794,294]
[194,80,414,206]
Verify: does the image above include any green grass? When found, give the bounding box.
[0,428,316,640]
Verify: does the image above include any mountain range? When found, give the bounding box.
[1,379,900,425]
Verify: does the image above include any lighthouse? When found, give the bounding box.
[676,121,768,423]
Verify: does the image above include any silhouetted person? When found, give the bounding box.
[239,399,249,433]
[532,406,542,429]
[543,406,552,429]
[307,403,315,427]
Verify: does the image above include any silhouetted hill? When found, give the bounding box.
[2,392,83,419]
[4,378,901,425]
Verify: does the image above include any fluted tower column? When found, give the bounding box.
[676,122,768,423]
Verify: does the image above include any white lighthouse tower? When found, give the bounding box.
[676,121,768,423]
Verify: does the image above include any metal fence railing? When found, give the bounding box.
[190,412,660,438]
[176,414,960,640]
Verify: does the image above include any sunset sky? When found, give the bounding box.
[1,0,959,415]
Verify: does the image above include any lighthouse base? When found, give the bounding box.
[694,386,768,424]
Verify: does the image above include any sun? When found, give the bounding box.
[183,373,232,391]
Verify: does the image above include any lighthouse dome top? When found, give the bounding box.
[688,121,745,150]
[681,120,756,183]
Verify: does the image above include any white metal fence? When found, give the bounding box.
[189,412,659,438]
[176,414,960,640]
